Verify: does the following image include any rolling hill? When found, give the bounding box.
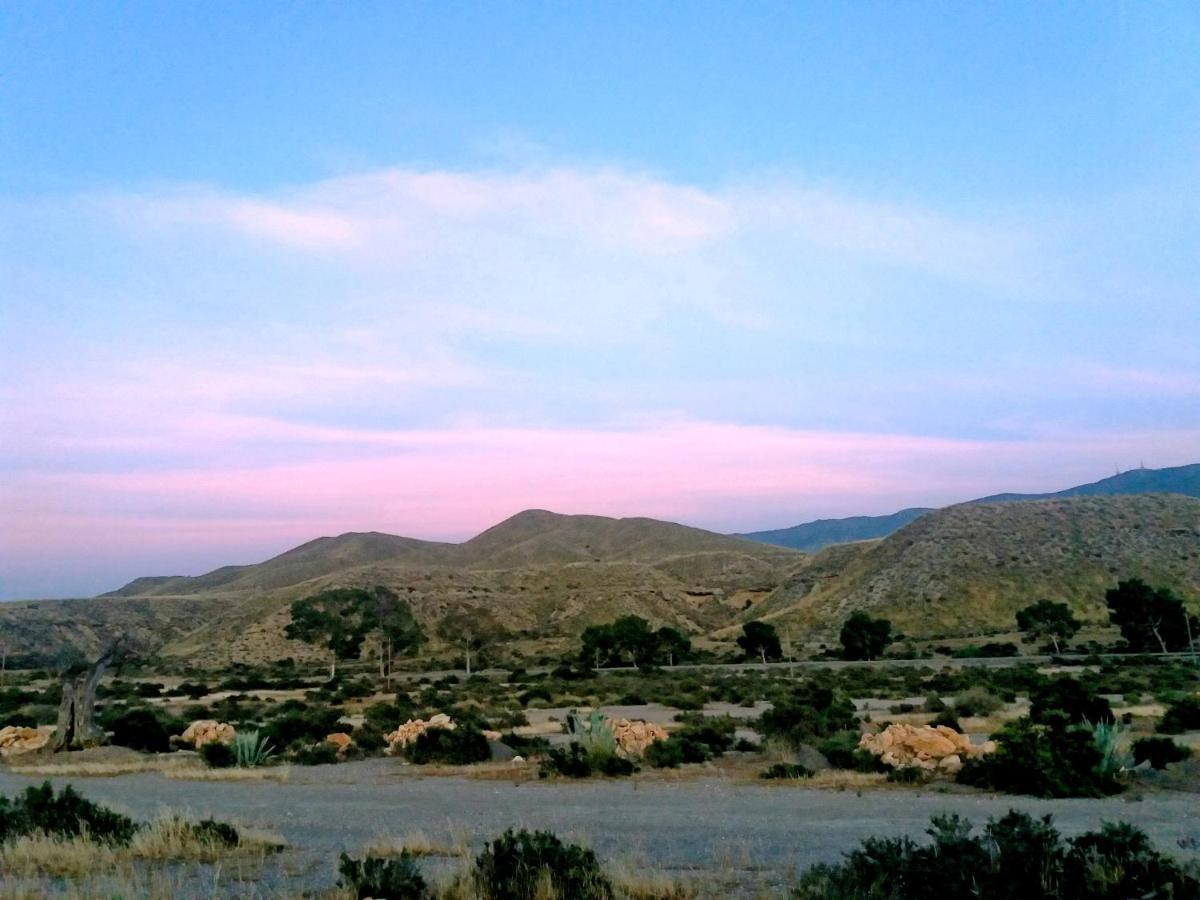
[739,462,1200,551]
[754,493,1200,640]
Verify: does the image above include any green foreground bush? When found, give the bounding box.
[0,781,139,845]
[406,726,491,765]
[473,828,613,900]
[1133,736,1193,770]
[793,810,1200,900]
[339,851,428,899]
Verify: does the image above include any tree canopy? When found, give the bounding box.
[1105,579,1198,654]
[436,607,507,675]
[578,616,692,668]
[839,612,893,661]
[1015,599,1081,653]
[736,620,782,664]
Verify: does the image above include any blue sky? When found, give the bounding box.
[2,3,1198,598]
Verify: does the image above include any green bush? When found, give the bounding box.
[108,707,172,754]
[759,684,857,746]
[1158,696,1200,734]
[192,819,240,847]
[1132,736,1192,770]
[293,741,340,766]
[951,687,1004,718]
[957,715,1122,798]
[473,829,613,900]
[338,851,428,899]
[819,732,888,773]
[886,766,931,784]
[1029,677,1113,725]
[792,810,1200,900]
[760,762,813,779]
[0,781,138,845]
[200,741,236,769]
[539,743,593,778]
[405,726,491,765]
[261,703,342,750]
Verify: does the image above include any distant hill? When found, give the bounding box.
[754,494,1200,639]
[736,508,932,551]
[740,462,1200,551]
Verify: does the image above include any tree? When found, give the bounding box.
[1016,599,1081,654]
[437,608,507,675]
[654,626,692,666]
[578,616,664,669]
[737,621,782,664]
[52,637,134,752]
[839,612,893,661]
[359,586,425,684]
[1105,579,1199,654]
[285,588,372,679]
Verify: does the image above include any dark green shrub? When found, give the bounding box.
[595,753,637,776]
[0,782,138,845]
[760,762,813,779]
[353,723,387,754]
[473,829,612,900]
[500,732,551,756]
[929,711,964,732]
[951,687,1004,718]
[406,726,490,765]
[338,851,428,899]
[1029,677,1113,725]
[1158,696,1200,734]
[1132,736,1192,769]
[539,743,593,778]
[759,684,857,746]
[200,741,235,769]
[293,741,340,765]
[819,732,887,772]
[886,766,931,784]
[923,694,947,713]
[261,704,342,750]
[108,707,171,754]
[192,819,240,847]
[644,737,686,768]
[957,716,1121,798]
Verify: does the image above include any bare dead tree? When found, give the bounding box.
[52,636,132,752]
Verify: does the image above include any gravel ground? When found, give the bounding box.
[2,760,1199,896]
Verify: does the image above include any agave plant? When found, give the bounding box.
[565,709,617,756]
[232,730,275,768]
[1086,717,1131,777]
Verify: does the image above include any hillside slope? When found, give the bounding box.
[757,494,1200,639]
[741,462,1200,551]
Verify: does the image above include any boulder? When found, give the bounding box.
[178,720,236,748]
[607,718,668,756]
[385,714,456,752]
[859,723,992,773]
[0,725,52,757]
[325,732,353,755]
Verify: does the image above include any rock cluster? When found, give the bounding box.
[608,718,668,756]
[178,720,237,748]
[858,723,995,774]
[385,713,455,751]
[325,732,353,755]
[0,725,51,757]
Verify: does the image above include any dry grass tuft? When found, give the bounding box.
[363,828,468,858]
[164,763,292,782]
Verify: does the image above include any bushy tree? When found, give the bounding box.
[578,616,691,668]
[1016,599,1081,653]
[1106,579,1199,654]
[737,620,782,663]
[839,612,893,661]
[285,588,372,679]
[360,586,425,683]
[437,607,507,675]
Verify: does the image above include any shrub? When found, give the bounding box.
[760,762,813,780]
[406,726,491,765]
[759,684,857,746]
[232,730,274,767]
[293,741,340,766]
[819,731,887,773]
[929,711,964,732]
[192,819,240,847]
[473,828,613,900]
[1158,696,1200,734]
[1132,736,1192,769]
[792,810,1200,900]
[539,743,593,778]
[1029,678,1113,726]
[200,741,236,769]
[887,766,931,784]
[0,781,138,845]
[262,704,342,750]
[338,851,428,899]
[108,707,172,754]
[957,715,1122,798]
[644,737,686,768]
[951,687,1004,718]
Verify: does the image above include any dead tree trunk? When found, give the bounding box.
[52,641,124,752]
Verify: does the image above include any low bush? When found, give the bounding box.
[1029,677,1113,725]
[192,819,240,848]
[957,716,1122,798]
[405,726,491,765]
[759,684,857,746]
[0,781,138,845]
[537,743,636,778]
[338,851,428,899]
[293,741,339,766]
[760,762,813,780]
[107,707,173,754]
[473,828,613,900]
[199,741,236,769]
[886,766,931,784]
[261,703,342,750]
[792,810,1200,900]
[1158,696,1200,734]
[1132,736,1193,770]
[951,687,1004,718]
[819,732,888,773]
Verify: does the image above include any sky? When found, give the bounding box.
[2,3,1199,599]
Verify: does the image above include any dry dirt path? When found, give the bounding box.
[2,760,1199,896]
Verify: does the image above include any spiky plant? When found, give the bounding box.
[565,710,617,757]
[1086,718,1130,778]
[232,730,275,768]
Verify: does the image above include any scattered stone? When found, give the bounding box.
[385,714,456,752]
[178,720,237,748]
[0,725,51,757]
[858,723,993,772]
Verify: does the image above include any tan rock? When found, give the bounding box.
[325,732,353,754]
[483,730,502,742]
[606,718,668,756]
[385,714,457,752]
[859,723,992,774]
[0,725,51,757]
[179,720,236,748]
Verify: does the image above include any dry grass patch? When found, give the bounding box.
[362,828,468,858]
[164,763,292,782]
